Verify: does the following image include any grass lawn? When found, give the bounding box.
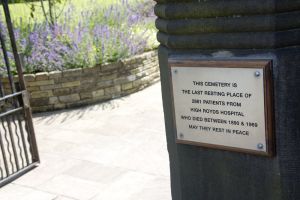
[4,0,124,24]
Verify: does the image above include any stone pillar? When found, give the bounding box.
[154,0,300,199]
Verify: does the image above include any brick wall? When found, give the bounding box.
[2,51,159,112]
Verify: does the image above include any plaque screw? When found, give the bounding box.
[257,143,264,150]
[179,133,184,139]
[255,71,261,77]
[174,69,178,74]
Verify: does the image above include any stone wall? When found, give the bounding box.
[2,51,159,112]
[156,0,300,199]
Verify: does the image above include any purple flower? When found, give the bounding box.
[0,0,156,73]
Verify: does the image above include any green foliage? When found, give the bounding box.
[0,0,157,73]
[7,0,39,3]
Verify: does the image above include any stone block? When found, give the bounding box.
[142,65,152,72]
[99,73,118,81]
[130,68,142,74]
[145,67,158,75]
[59,94,80,103]
[96,80,114,88]
[27,79,54,87]
[79,92,93,100]
[92,89,104,98]
[27,86,40,92]
[133,79,143,87]
[53,88,70,96]
[121,82,133,91]
[133,55,144,63]
[80,84,94,91]
[143,60,151,65]
[101,62,122,72]
[80,92,93,100]
[35,72,49,81]
[69,86,81,94]
[30,90,53,98]
[82,66,101,74]
[55,76,79,83]
[124,64,138,72]
[63,68,82,77]
[136,71,147,79]
[40,84,62,91]
[122,63,136,71]
[54,103,66,110]
[62,81,81,88]
[30,97,49,107]
[121,57,134,65]
[140,76,151,85]
[113,77,128,85]
[122,87,139,95]
[31,105,53,113]
[49,97,59,104]
[24,74,35,82]
[104,85,121,96]
[152,76,161,83]
[151,71,160,77]
[49,71,62,79]
[126,75,136,81]
[80,78,96,89]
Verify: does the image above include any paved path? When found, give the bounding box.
[0,82,171,200]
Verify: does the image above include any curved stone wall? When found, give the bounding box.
[2,51,159,112]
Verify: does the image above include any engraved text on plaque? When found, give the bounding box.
[170,60,274,156]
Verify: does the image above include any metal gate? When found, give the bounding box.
[0,0,39,187]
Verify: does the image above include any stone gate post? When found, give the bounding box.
[154,0,300,199]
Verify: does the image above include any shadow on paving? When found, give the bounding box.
[0,82,171,200]
[34,98,126,124]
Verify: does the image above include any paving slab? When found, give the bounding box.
[0,82,171,200]
[0,184,56,200]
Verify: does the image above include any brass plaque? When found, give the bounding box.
[169,59,274,156]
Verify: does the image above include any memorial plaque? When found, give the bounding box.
[169,59,274,156]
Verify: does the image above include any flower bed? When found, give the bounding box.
[2,50,159,112]
[0,0,157,73]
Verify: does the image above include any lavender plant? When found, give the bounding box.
[0,0,156,73]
